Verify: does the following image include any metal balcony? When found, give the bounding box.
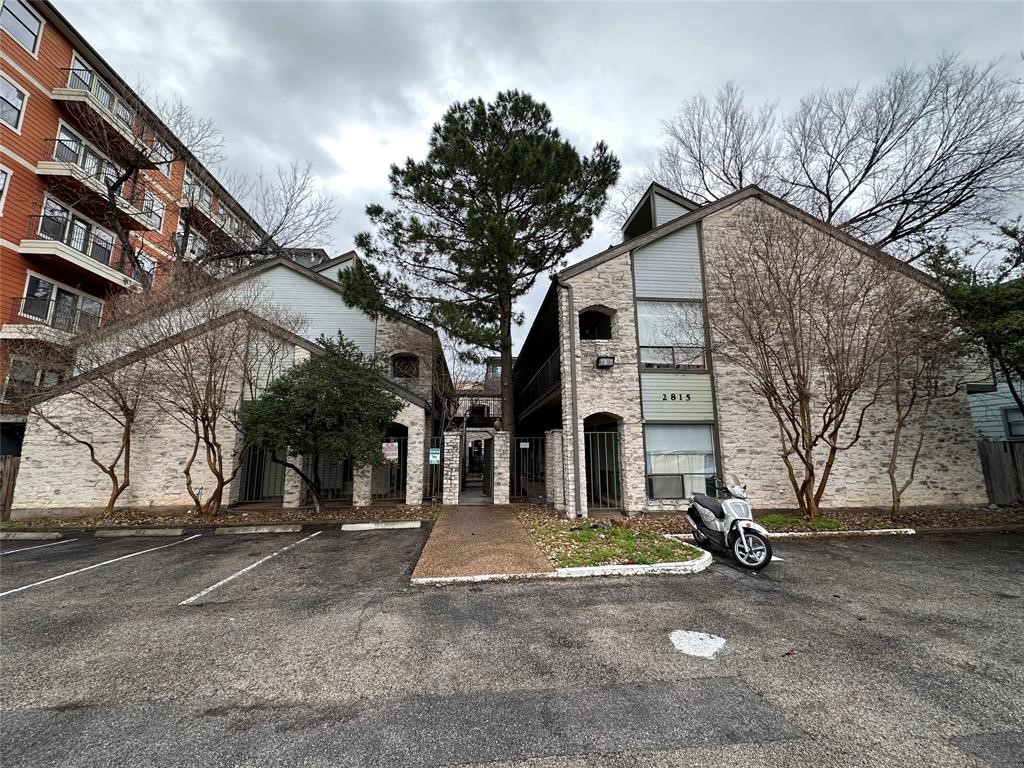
[515,349,561,415]
[19,214,139,288]
[51,68,155,167]
[6,296,101,335]
[36,139,157,231]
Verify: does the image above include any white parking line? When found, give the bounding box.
[0,538,78,556]
[179,531,322,606]
[0,535,202,598]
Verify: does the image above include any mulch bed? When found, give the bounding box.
[517,502,1024,537]
[1,504,440,530]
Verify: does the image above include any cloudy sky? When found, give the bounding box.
[61,0,1023,349]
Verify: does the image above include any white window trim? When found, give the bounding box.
[1,0,45,58]
[1,72,29,134]
[6,355,68,393]
[0,163,11,215]
[38,192,117,248]
[18,269,105,325]
[1004,407,1024,441]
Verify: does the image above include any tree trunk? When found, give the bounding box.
[499,300,515,434]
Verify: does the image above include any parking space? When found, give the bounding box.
[1,529,1021,767]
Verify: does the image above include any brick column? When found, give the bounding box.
[442,432,461,505]
[352,465,372,507]
[492,431,510,505]
[282,455,305,507]
[545,430,564,511]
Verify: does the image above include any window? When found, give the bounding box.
[4,357,67,402]
[143,191,164,230]
[54,125,83,163]
[37,198,116,266]
[183,170,212,210]
[468,404,490,418]
[391,354,419,379]
[637,300,706,371]
[579,308,613,340]
[153,138,172,176]
[1,0,43,55]
[1,75,26,130]
[175,219,207,260]
[0,166,9,214]
[220,208,240,234]
[137,254,157,275]
[644,424,716,499]
[1006,408,1024,440]
[17,273,102,332]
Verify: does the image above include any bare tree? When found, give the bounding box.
[709,202,916,518]
[617,54,1024,258]
[882,298,971,517]
[44,72,337,290]
[123,274,304,516]
[8,306,154,516]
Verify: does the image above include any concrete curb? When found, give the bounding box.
[94,528,185,538]
[411,548,712,586]
[667,528,916,543]
[213,525,302,535]
[341,521,422,531]
[0,531,63,541]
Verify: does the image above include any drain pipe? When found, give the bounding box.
[557,276,583,518]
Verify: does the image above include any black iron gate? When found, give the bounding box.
[315,457,353,502]
[238,445,285,502]
[373,436,408,501]
[584,431,622,509]
[510,436,546,501]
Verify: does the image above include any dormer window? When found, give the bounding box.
[391,353,419,379]
[579,307,614,340]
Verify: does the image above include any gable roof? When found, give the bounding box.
[564,185,936,288]
[311,250,357,274]
[620,182,701,239]
[29,308,430,410]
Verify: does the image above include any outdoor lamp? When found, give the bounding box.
[595,356,615,369]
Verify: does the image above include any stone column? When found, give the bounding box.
[404,418,424,508]
[492,431,510,505]
[545,430,564,510]
[282,455,305,508]
[442,431,461,505]
[352,465,372,507]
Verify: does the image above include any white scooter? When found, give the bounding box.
[686,478,772,570]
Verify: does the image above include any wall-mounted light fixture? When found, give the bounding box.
[595,356,615,369]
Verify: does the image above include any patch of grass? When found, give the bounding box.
[758,513,842,532]
[523,517,701,569]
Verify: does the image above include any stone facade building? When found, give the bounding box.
[513,183,990,517]
[10,254,453,517]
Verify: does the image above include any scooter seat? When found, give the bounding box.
[692,493,725,519]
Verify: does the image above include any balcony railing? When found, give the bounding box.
[59,67,142,137]
[26,214,136,280]
[516,349,561,409]
[8,297,101,334]
[42,138,150,215]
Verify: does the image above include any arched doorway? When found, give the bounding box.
[583,413,622,510]
[372,423,408,501]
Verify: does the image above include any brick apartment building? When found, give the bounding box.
[0,0,261,453]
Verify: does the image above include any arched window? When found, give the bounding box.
[391,353,419,378]
[579,307,614,340]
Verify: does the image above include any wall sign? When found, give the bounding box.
[382,441,399,463]
[429,447,441,465]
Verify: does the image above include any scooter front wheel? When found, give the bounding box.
[732,530,772,570]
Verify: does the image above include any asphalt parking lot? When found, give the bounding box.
[1,526,1022,767]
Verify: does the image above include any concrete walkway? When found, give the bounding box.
[412,505,553,580]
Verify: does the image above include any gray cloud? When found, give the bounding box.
[60,0,1024,347]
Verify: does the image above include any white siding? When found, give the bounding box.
[252,264,376,353]
[653,192,689,226]
[633,225,702,299]
[969,380,1023,440]
[640,373,714,420]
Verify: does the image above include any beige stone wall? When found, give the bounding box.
[13,364,242,515]
[375,318,438,404]
[700,197,988,509]
[560,254,647,515]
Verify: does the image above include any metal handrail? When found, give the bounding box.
[8,297,101,333]
[515,349,561,406]
[42,138,149,212]
[59,67,141,134]
[26,214,136,280]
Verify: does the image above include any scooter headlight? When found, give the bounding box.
[723,499,752,520]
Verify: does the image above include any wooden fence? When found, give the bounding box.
[1,456,20,521]
[977,441,1024,506]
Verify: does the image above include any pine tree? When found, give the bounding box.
[340,90,620,429]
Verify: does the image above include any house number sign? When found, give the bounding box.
[661,393,693,401]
